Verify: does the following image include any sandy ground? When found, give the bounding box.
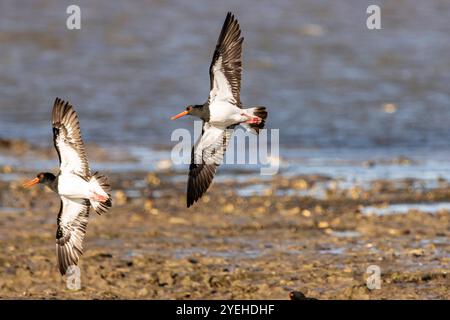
[0,141,448,299]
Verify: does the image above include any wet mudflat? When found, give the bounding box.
[0,0,449,300]
[0,142,448,299]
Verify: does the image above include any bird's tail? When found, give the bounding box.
[241,106,267,134]
[88,172,112,215]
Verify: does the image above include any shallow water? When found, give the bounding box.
[329,230,361,238]
[362,202,450,216]
[0,207,23,214]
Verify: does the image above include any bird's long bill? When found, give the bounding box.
[171,110,188,120]
[23,177,39,188]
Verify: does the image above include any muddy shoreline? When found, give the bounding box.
[0,140,449,299]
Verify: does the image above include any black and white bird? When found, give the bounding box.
[23,98,112,275]
[171,12,268,208]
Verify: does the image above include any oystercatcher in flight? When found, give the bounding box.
[23,98,112,275]
[171,12,268,207]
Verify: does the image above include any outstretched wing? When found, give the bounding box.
[52,98,90,178]
[56,197,90,275]
[187,123,233,207]
[208,12,243,106]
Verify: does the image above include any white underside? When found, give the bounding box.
[57,173,107,201]
[209,101,247,127]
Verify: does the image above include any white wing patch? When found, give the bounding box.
[55,132,88,176]
[187,123,234,207]
[59,197,86,227]
[56,197,90,275]
[208,13,243,107]
[52,98,90,177]
[193,123,233,166]
[209,57,235,105]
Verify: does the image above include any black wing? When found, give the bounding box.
[52,98,90,178]
[187,123,233,207]
[208,12,243,106]
[56,197,90,275]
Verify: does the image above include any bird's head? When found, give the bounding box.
[171,105,205,120]
[23,172,56,188]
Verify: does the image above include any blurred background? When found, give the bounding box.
[0,0,449,300]
[1,0,450,178]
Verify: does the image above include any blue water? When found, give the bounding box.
[362,202,450,216]
[1,0,450,148]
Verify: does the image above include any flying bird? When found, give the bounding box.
[171,12,268,207]
[23,98,112,275]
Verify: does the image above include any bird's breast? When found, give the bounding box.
[209,101,242,126]
[57,173,90,199]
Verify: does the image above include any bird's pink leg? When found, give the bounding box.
[242,114,262,124]
[89,190,107,202]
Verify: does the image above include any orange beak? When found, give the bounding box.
[171,110,189,120]
[23,177,40,188]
